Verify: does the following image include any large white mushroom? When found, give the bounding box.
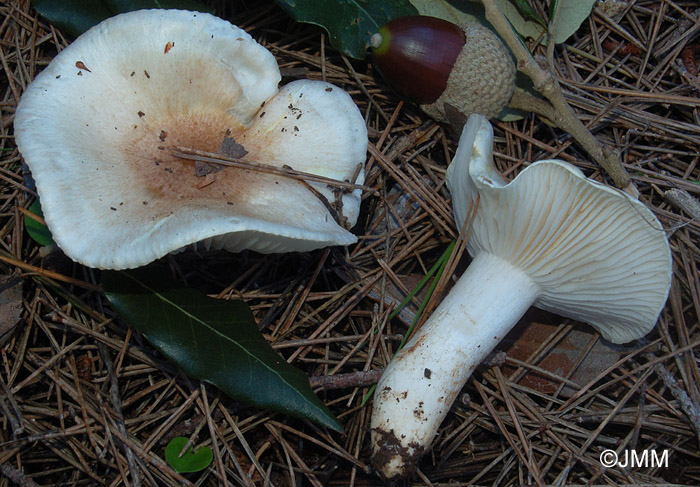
[370,114,673,480]
[15,9,367,270]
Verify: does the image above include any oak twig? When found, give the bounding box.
[665,189,700,219]
[481,0,636,195]
[0,463,41,487]
[646,354,700,443]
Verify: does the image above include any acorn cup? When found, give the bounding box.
[371,16,516,130]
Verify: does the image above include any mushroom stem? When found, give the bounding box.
[370,251,539,480]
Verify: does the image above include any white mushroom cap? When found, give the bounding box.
[239,79,366,228]
[14,10,367,270]
[447,114,672,343]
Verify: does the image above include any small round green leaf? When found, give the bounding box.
[165,437,213,474]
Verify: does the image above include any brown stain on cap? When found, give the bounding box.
[124,113,275,220]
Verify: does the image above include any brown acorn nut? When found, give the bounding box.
[371,16,516,122]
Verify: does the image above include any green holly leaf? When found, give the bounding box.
[103,268,342,432]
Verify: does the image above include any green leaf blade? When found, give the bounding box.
[103,269,342,432]
[275,0,417,59]
[25,199,55,247]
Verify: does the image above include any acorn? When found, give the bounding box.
[371,16,516,124]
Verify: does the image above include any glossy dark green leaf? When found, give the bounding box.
[103,268,342,432]
[165,437,213,473]
[25,199,55,247]
[275,0,417,59]
[31,0,213,38]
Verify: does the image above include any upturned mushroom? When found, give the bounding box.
[370,114,673,480]
[15,9,367,270]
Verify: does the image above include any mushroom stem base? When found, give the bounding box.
[370,252,539,480]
